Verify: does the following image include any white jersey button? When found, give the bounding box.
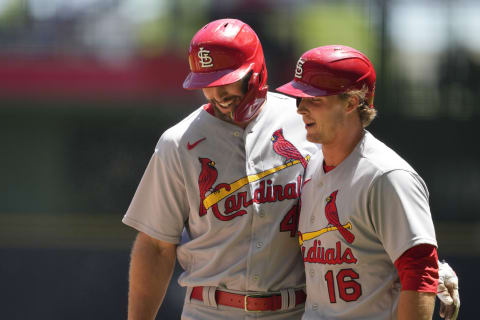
[252,274,260,281]
[309,268,315,277]
[256,241,263,248]
[258,211,265,218]
[233,131,241,137]
[310,215,315,223]
[312,304,318,311]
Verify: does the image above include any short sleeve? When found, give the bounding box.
[122,136,189,244]
[368,170,437,262]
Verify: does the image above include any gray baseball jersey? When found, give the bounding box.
[298,131,437,320]
[123,92,319,319]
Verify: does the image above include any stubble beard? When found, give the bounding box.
[307,109,345,144]
[211,99,240,124]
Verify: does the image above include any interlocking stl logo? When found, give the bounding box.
[198,47,213,68]
[295,58,305,79]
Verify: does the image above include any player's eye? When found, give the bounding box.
[311,97,324,103]
[296,98,302,108]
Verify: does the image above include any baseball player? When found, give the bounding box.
[276,45,460,319]
[122,19,460,320]
[123,18,317,319]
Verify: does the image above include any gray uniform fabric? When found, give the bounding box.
[123,92,319,319]
[299,131,437,320]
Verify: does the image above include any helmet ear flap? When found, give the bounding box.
[248,72,259,91]
[246,63,267,91]
[232,67,268,122]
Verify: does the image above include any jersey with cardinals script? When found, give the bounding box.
[298,131,437,320]
[123,92,319,317]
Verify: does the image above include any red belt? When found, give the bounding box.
[190,286,306,312]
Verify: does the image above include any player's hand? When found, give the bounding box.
[437,261,460,320]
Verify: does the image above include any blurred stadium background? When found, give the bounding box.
[0,0,478,318]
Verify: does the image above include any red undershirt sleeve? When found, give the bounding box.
[394,244,439,292]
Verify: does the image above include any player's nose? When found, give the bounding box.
[210,86,228,102]
[296,98,308,114]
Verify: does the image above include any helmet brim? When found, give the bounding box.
[276,80,335,98]
[183,64,253,90]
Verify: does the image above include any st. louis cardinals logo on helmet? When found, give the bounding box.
[197,47,213,68]
[295,58,305,79]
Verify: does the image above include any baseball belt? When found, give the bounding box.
[190,286,306,312]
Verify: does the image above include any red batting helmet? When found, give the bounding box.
[276,45,376,108]
[183,18,268,122]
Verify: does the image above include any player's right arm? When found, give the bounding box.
[127,232,177,320]
[397,290,436,320]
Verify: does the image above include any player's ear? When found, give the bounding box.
[344,95,359,113]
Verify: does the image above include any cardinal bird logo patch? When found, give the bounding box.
[299,190,357,265]
[271,129,308,169]
[298,190,355,246]
[324,191,355,243]
[198,157,218,216]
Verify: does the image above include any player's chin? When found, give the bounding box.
[306,130,322,144]
[305,123,320,140]
[305,134,316,143]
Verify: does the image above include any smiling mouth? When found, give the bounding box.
[214,98,238,109]
[218,101,233,108]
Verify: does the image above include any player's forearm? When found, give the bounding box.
[397,291,435,320]
[128,232,177,320]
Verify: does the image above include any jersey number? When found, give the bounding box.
[279,204,299,237]
[324,269,362,303]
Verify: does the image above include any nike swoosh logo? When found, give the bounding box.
[187,137,206,150]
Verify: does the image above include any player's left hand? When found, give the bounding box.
[437,261,460,320]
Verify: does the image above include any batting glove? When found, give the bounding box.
[437,261,460,320]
